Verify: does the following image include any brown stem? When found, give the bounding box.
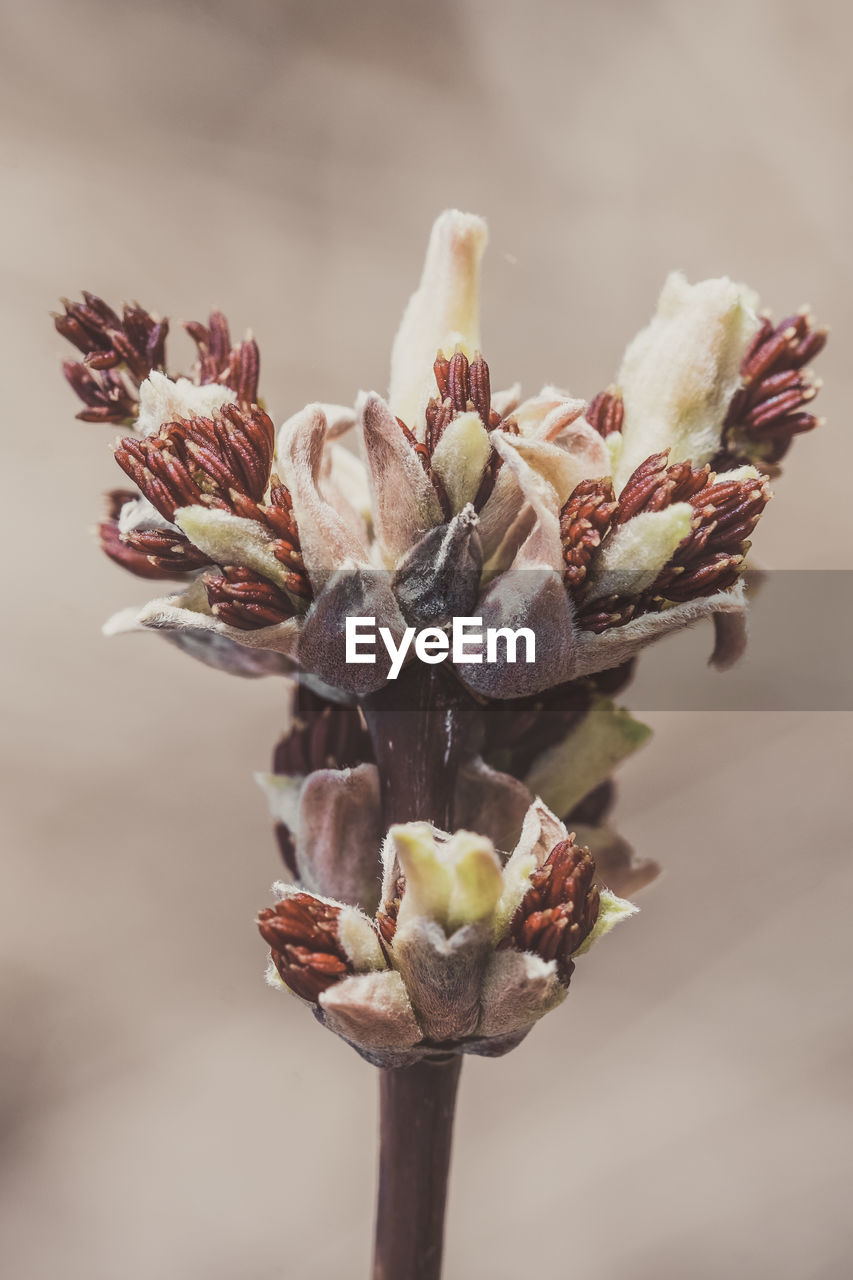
[373,1054,463,1280]
[362,664,475,1280]
[362,663,476,829]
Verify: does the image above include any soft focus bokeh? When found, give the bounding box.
[2,2,852,1276]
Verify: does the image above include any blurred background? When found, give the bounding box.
[2,1,852,1276]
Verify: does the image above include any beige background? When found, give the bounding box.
[2,1,852,1276]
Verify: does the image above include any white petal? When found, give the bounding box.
[277,404,372,589]
[319,970,422,1052]
[174,506,291,589]
[430,411,492,513]
[583,503,694,603]
[391,823,503,935]
[136,371,234,437]
[614,272,760,490]
[134,584,302,658]
[476,950,566,1039]
[357,392,444,564]
[388,209,488,434]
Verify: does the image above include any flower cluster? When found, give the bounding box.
[56,211,825,699]
[56,210,825,1058]
[258,809,634,1067]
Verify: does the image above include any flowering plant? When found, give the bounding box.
[55,209,824,1278]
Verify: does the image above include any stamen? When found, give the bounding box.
[257,893,353,1002]
[508,839,600,985]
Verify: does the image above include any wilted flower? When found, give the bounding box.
[56,210,825,698]
[258,806,635,1067]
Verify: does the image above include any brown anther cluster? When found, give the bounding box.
[508,838,600,984]
[97,490,212,580]
[257,894,353,1002]
[429,349,496,437]
[56,293,169,424]
[273,686,374,777]
[562,450,771,632]
[560,478,617,588]
[115,403,276,522]
[205,565,297,629]
[719,309,827,470]
[612,452,711,524]
[652,470,770,602]
[396,349,522,517]
[110,401,311,600]
[185,311,261,407]
[586,388,624,437]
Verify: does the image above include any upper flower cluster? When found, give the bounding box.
[56,210,825,699]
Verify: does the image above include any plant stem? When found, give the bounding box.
[362,664,475,829]
[373,1054,463,1280]
[363,665,475,1279]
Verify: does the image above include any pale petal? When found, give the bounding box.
[614,272,760,490]
[477,465,526,568]
[297,766,384,913]
[583,504,694,603]
[174,506,292,590]
[258,765,384,914]
[510,388,574,437]
[319,970,422,1052]
[358,392,443,564]
[430,411,492,513]
[321,443,372,540]
[104,600,296,677]
[491,382,522,418]
[388,209,488,434]
[317,403,356,439]
[337,904,387,971]
[507,431,608,508]
[391,824,503,935]
[523,695,651,819]
[463,435,575,694]
[277,404,371,589]
[391,916,490,1042]
[476,950,567,1040]
[131,580,302,659]
[491,432,562,571]
[453,758,533,854]
[136,371,234,437]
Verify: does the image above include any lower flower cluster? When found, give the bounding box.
[258,816,633,1067]
[254,678,647,1065]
